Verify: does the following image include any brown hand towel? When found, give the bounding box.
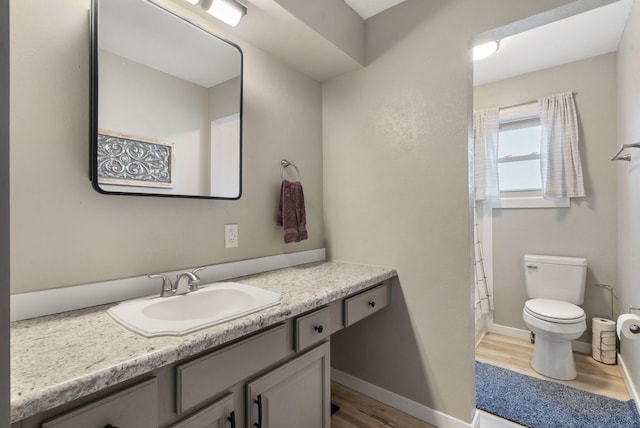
[277,180,308,244]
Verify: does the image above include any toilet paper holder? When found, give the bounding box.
[627,307,640,334]
[594,283,615,320]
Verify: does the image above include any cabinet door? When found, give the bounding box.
[247,342,330,428]
[169,393,235,428]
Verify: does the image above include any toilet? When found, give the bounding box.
[522,254,587,380]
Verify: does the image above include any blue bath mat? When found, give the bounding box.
[476,361,640,428]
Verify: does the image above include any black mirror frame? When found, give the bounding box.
[89,0,243,200]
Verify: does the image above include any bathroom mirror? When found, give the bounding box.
[90,0,242,199]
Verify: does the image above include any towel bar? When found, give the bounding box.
[280,159,301,181]
[610,142,640,161]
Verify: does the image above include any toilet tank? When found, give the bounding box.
[524,254,587,304]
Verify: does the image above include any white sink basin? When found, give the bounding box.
[107,282,281,337]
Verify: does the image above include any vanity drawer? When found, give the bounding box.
[344,283,390,327]
[41,378,157,428]
[176,324,288,414]
[295,307,331,351]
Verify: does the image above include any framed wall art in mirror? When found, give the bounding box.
[90,0,243,199]
[97,130,175,188]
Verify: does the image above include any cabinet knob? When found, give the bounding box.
[368,301,376,308]
[314,325,324,333]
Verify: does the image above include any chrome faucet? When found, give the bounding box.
[174,271,200,294]
[148,267,205,297]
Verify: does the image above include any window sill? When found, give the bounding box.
[486,196,570,209]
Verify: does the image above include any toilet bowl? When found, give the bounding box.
[523,298,586,380]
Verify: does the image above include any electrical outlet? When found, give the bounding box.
[225,224,238,248]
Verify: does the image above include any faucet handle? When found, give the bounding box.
[188,267,205,290]
[190,267,206,279]
[148,274,174,297]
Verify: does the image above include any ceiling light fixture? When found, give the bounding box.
[198,0,247,27]
[473,40,500,61]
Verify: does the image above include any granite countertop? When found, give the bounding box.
[10,260,396,423]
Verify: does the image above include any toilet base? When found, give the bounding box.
[531,334,577,380]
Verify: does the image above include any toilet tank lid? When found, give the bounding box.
[524,254,587,266]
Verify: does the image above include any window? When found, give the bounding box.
[475,94,578,208]
[497,104,541,194]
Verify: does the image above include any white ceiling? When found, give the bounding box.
[343,0,406,20]
[101,0,633,88]
[342,0,633,86]
[474,0,633,85]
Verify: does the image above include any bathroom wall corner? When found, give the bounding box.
[1,0,10,425]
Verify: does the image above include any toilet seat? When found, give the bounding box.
[524,298,585,324]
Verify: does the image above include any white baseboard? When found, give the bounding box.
[488,322,591,354]
[488,323,531,341]
[331,369,474,428]
[11,249,326,321]
[618,353,640,413]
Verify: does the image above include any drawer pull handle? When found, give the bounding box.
[254,394,263,428]
[228,410,236,428]
[368,301,376,308]
[104,425,118,428]
[314,325,324,333]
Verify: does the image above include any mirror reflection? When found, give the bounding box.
[91,0,242,199]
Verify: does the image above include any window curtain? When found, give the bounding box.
[538,92,585,198]
[473,107,500,201]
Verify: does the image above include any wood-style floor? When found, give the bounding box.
[476,332,630,401]
[330,382,437,428]
[330,332,630,427]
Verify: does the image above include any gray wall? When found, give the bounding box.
[324,0,573,422]
[475,54,619,340]
[1,0,9,424]
[617,0,640,395]
[210,77,241,121]
[9,0,324,293]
